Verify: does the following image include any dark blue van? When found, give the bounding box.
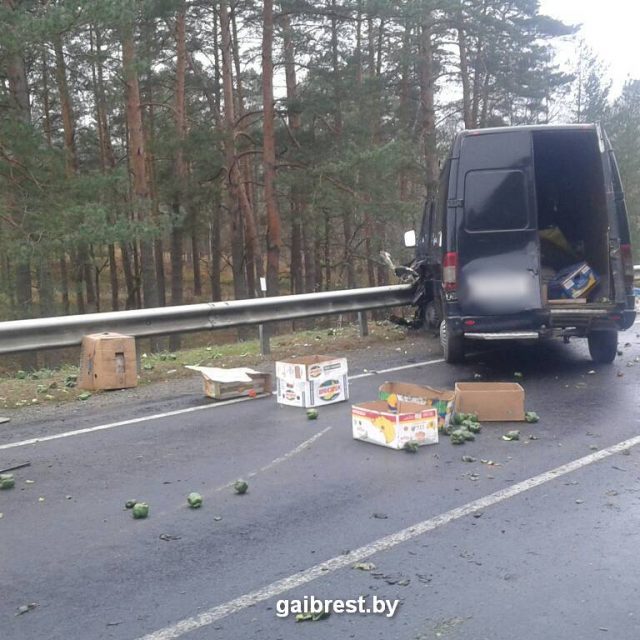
[409,124,636,363]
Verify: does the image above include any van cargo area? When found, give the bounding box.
[533,129,610,305]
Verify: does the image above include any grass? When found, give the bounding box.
[0,321,411,410]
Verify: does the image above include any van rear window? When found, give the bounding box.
[464,170,528,232]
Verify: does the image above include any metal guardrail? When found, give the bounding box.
[0,284,415,355]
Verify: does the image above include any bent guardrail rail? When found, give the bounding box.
[0,284,415,355]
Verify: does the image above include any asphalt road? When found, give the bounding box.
[2,325,640,640]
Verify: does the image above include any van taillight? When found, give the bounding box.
[621,244,634,287]
[443,252,458,292]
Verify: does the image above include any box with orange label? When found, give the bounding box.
[351,401,439,449]
[275,355,348,407]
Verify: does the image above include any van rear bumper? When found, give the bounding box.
[447,307,635,337]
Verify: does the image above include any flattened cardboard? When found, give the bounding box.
[454,382,525,421]
[185,366,271,400]
[276,355,349,407]
[378,381,455,431]
[78,332,137,391]
[352,400,439,449]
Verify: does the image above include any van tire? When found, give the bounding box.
[587,329,618,364]
[440,320,466,363]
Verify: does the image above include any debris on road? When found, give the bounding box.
[233,479,249,495]
[15,603,38,616]
[159,533,181,541]
[455,382,525,421]
[296,610,331,622]
[502,430,520,441]
[306,408,319,420]
[77,392,92,401]
[132,502,149,519]
[213,515,223,522]
[352,562,376,571]
[372,512,388,519]
[513,372,523,379]
[125,500,137,509]
[524,411,539,423]
[276,355,348,407]
[462,455,477,463]
[187,492,203,508]
[0,473,16,489]
[186,365,271,400]
[450,430,467,445]
[403,440,419,453]
[0,416,11,424]
[0,461,30,474]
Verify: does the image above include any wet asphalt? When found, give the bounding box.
[1,324,640,640]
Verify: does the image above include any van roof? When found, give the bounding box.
[461,123,598,136]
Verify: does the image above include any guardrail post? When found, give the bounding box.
[357,311,369,337]
[259,324,271,355]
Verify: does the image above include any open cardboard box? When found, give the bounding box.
[186,366,271,400]
[352,400,439,449]
[454,382,525,421]
[378,381,455,431]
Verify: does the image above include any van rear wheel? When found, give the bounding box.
[440,320,466,363]
[587,329,618,364]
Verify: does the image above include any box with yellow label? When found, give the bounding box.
[351,401,439,449]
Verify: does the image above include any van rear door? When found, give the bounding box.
[455,131,541,316]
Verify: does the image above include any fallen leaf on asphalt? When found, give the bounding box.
[16,603,38,616]
[159,534,181,541]
[352,562,376,571]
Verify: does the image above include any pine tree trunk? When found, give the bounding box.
[121,22,159,312]
[419,17,438,202]
[209,205,222,301]
[59,255,70,315]
[456,5,473,129]
[263,0,281,297]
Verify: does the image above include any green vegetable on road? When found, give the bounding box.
[125,500,137,509]
[233,480,249,495]
[0,473,15,490]
[403,440,419,453]
[132,502,149,519]
[306,408,319,420]
[450,430,467,445]
[502,430,520,441]
[525,411,540,423]
[187,492,203,508]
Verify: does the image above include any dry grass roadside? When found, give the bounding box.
[0,322,412,411]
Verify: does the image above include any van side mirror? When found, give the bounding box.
[404,230,416,248]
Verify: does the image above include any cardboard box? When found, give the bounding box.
[548,261,598,299]
[185,366,271,400]
[378,381,455,431]
[276,355,348,407]
[454,382,525,421]
[78,332,137,391]
[352,401,439,449]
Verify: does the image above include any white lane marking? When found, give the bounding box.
[349,357,445,380]
[0,395,265,452]
[137,432,640,640]
[0,358,446,450]
[214,427,332,491]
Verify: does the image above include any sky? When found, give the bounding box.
[539,0,640,98]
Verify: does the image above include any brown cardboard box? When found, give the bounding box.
[78,332,137,390]
[454,382,525,421]
[185,366,271,400]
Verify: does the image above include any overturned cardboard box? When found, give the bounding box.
[276,355,348,408]
[352,401,439,449]
[454,382,525,421]
[78,332,137,391]
[186,366,271,400]
[378,381,455,431]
